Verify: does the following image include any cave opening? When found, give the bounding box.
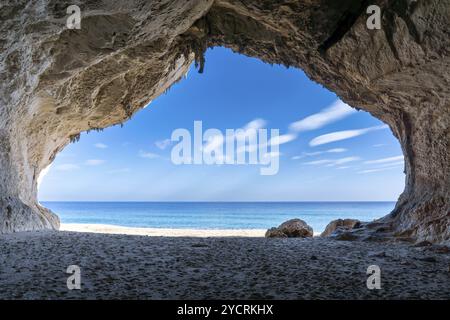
[37,47,405,235]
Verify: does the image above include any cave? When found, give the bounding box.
[0,0,449,244]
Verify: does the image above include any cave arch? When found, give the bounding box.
[1,0,448,243]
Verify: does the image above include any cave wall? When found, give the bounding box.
[0,0,448,242]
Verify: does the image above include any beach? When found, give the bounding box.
[61,223,268,237]
[0,229,449,299]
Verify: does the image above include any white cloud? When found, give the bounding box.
[327,148,347,153]
[358,156,404,174]
[262,151,281,160]
[204,134,224,153]
[139,150,160,159]
[94,143,108,149]
[334,156,361,165]
[303,156,361,167]
[85,159,105,166]
[373,143,386,147]
[291,148,347,160]
[374,161,404,168]
[244,118,267,130]
[364,155,403,164]
[268,133,296,147]
[55,164,80,171]
[155,139,172,150]
[303,159,334,165]
[289,100,356,132]
[201,119,296,161]
[358,167,400,174]
[309,124,388,146]
[204,118,277,155]
[235,132,296,154]
[300,151,323,157]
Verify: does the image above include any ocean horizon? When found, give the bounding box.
[41,201,396,233]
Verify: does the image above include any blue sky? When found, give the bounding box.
[38,47,405,201]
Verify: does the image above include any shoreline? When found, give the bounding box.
[60,223,273,237]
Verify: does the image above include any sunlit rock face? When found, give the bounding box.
[0,0,448,243]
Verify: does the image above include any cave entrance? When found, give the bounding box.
[37,47,405,235]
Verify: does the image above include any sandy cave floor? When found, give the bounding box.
[0,231,449,299]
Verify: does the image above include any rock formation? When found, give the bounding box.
[321,219,361,237]
[265,228,288,238]
[265,219,314,238]
[0,1,449,243]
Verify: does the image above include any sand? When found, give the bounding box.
[0,226,450,299]
[0,228,449,299]
[60,223,268,237]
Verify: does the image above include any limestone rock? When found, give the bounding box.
[265,228,287,238]
[265,219,313,238]
[321,219,361,237]
[334,232,359,241]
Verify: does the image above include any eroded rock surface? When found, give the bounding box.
[321,219,361,237]
[266,219,313,238]
[0,0,449,243]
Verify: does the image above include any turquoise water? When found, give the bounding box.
[42,201,396,233]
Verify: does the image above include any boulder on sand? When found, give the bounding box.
[265,219,313,238]
[321,219,361,237]
[265,227,287,238]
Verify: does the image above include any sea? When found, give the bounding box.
[41,201,396,233]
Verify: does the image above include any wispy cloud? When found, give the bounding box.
[358,167,400,174]
[155,139,172,150]
[309,124,388,146]
[204,134,224,153]
[304,159,335,165]
[289,100,356,132]
[292,155,308,160]
[268,133,296,147]
[291,148,347,160]
[94,143,108,149]
[261,151,281,161]
[85,159,105,166]
[55,164,80,171]
[373,161,404,168]
[373,143,386,148]
[303,156,361,167]
[328,148,347,153]
[202,119,297,158]
[244,118,267,130]
[334,157,361,165]
[359,156,404,174]
[364,155,403,164]
[204,118,281,155]
[139,150,160,159]
[291,153,320,160]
